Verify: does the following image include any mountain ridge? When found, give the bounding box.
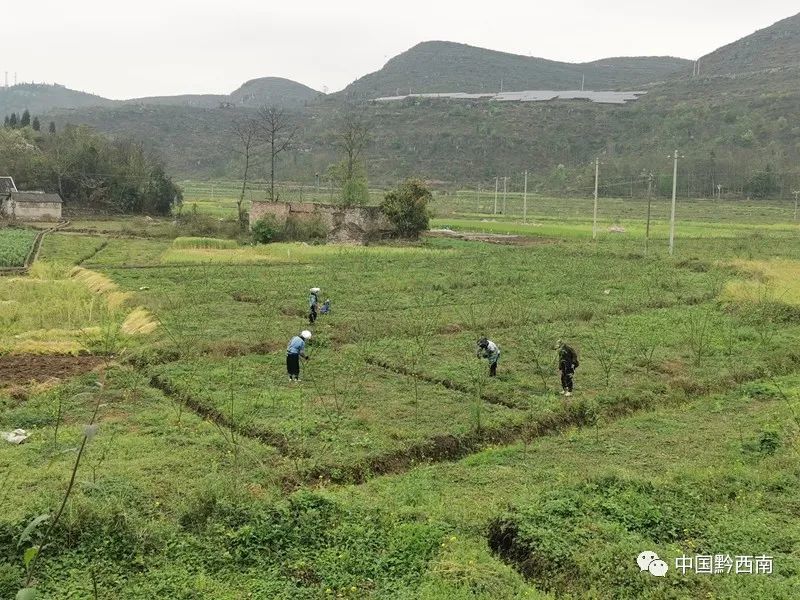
[339,41,691,99]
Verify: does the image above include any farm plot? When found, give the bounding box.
[107,237,800,483]
[0,227,36,267]
[151,352,529,483]
[2,222,800,598]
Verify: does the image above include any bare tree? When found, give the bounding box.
[231,116,260,228]
[256,106,298,202]
[336,111,369,183]
[330,109,370,205]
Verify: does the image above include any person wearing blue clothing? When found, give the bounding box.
[476,337,500,377]
[308,287,321,324]
[320,299,331,315]
[286,330,312,381]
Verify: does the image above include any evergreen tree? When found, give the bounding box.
[32,116,40,131]
[48,121,56,135]
[8,113,18,128]
[3,116,8,128]
[20,109,30,127]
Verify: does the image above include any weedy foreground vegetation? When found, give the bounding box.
[1,197,799,598]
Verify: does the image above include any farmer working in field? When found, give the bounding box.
[476,337,501,377]
[286,330,312,381]
[556,339,579,397]
[308,287,321,324]
[320,298,331,315]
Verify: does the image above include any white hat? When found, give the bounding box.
[310,287,321,293]
[300,330,312,340]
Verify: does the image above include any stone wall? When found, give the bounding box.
[1,200,62,222]
[249,201,392,244]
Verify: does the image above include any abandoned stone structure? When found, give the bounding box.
[1,177,63,221]
[249,201,391,244]
[1,191,63,221]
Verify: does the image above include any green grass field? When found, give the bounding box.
[2,198,799,598]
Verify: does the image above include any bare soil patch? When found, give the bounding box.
[427,229,552,246]
[0,354,104,385]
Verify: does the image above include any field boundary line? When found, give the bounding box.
[148,374,290,453]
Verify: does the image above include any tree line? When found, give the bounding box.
[3,110,55,134]
[0,123,181,215]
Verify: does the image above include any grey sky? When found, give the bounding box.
[3,1,797,99]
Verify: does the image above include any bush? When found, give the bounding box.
[170,211,240,239]
[381,179,432,239]
[252,215,328,244]
[251,216,279,244]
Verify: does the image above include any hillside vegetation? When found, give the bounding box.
[0,77,320,116]
[340,41,690,99]
[699,12,800,76]
[0,84,115,116]
[9,12,800,190]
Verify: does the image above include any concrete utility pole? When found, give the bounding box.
[669,150,679,256]
[793,190,799,221]
[523,170,528,222]
[502,176,508,214]
[592,157,599,240]
[494,177,499,215]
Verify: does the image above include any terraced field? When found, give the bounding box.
[2,205,799,598]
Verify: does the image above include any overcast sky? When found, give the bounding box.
[2,1,797,99]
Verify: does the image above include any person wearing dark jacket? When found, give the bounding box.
[556,339,579,396]
[308,287,321,324]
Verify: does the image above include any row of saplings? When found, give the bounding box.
[285,286,581,395]
[252,179,434,244]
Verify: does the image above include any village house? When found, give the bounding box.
[0,176,63,221]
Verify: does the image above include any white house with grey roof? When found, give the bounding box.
[0,176,63,221]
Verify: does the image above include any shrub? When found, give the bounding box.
[280,215,328,243]
[381,179,432,239]
[252,215,328,244]
[170,211,240,239]
[252,215,280,244]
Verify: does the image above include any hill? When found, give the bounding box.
[340,41,691,99]
[0,83,116,116]
[228,77,321,108]
[31,14,800,190]
[1,77,321,117]
[699,12,800,76]
[129,77,322,109]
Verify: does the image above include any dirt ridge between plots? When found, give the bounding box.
[145,353,800,491]
[364,357,521,409]
[76,239,110,265]
[148,374,290,453]
[290,394,626,489]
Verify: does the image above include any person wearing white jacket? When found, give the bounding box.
[476,337,501,377]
